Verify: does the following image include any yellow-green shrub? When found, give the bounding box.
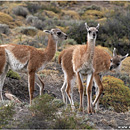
[56,26,69,33]
[61,10,80,20]
[101,76,130,112]
[6,70,20,80]
[96,45,112,56]
[44,10,59,19]
[81,10,104,20]
[0,12,13,24]
[52,51,60,62]
[0,12,22,28]
[121,57,130,74]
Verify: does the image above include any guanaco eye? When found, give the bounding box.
[96,31,98,34]
[57,32,61,35]
[88,30,91,33]
[116,63,120,66]
[110,59,112,62]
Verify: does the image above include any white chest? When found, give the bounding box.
[79,62,94,75]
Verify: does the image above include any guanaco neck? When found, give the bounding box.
[85,39,96,63]
[43,34,57,62]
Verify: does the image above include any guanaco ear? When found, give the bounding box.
[121,53,129,61]
[43,30,51,34]
[113,48,117,57]
[85,22,89,31]
[96,23,100,30]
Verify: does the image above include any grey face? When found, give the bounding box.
[85,23,99,41]
[50,28,67,41]
[109,56,121,71]
[87,27,98,40]
[43,28,67,41]
[109,48,129,71]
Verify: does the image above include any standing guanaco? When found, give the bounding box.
[59,23,99,113]
[0,28,67,104]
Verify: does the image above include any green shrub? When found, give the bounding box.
[26,2,41,14]
[12,6,29,17]
[101,76,130,112]
[54,108,93,129]
[30,94,56,119]
[82,10,104,20]
[15,26,38,36]
[0,24,10,35]
[67,21,97,44]
[41,3,61,14]
[52,51,60,62]
[97,10,130,55]
[6,70,20,80]
[121,57,130,74]
[0,102,15,128]
[18,94,59,129]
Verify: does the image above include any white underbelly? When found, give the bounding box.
[5,49,28,72]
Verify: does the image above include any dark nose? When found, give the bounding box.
[109,66,113,71]
[65,35,67,40]
[93,33,96,38]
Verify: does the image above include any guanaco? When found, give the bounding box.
[59,23,99,113]
[0,28,67,104]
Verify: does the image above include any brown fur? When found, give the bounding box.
[59,45,111,76]
[0,47,6,74]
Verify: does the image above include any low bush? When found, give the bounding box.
[15,26,37,36]
[121,57,130,74]
[82,10,104,20]
[26,15,38,24]
[26,2,41,14]
[6,70,20,80]
[0,24,10,35]
[12,6,29,17]
[104,72,130,88]
[0,12,13,27]
[101,76,130,112]
[41,3,61,14]
[18,94,59,129]
[43,10,59,19]
[61,10,80,20]
[16,94,92,129]
[31,18,44,30]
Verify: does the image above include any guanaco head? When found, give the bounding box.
[43,28,67,41]
[109,48,129,71]
[85,22,99,41]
